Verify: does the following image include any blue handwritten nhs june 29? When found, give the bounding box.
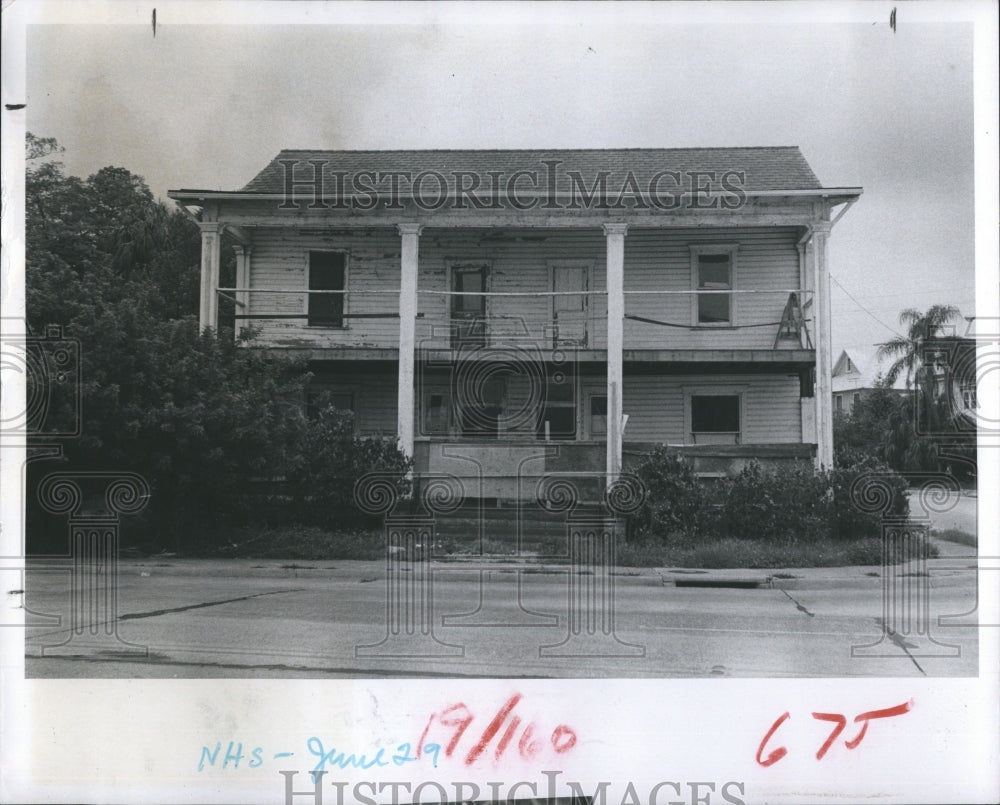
[308,738,441,772]
[197,739,441,772]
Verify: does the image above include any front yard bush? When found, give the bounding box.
[630,449,910,544]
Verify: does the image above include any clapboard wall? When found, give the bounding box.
[245,226,804,352]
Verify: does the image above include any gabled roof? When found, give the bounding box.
[235,146,825,195]
[832,346,908,393]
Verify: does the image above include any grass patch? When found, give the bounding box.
[931,528,977,548]
[616,535,939,569]
[205,526,384,560]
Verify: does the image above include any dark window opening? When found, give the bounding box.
[691,395,740,434]
[308,252,346,327]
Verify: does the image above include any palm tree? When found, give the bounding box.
[877,304,961,388]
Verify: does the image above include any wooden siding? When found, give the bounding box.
[614,372,803,444]
[623,227,802,349]
[246,226,803,353]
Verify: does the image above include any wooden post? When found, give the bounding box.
[812,223,834,469]
[397,224,423,459]
[198,222,223,332]
[234,245,252,338]
[604,223,627,485]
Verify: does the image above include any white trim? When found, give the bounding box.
[689,243,738,327]
[304,248,350,328]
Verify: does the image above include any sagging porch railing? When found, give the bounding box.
[213,286,814,349]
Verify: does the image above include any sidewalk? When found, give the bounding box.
[26,534,977,592]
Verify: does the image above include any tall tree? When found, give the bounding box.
[877,304,961,388]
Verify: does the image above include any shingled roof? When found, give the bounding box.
[238,146,824,195]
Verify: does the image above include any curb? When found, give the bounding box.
[24,558,976,591]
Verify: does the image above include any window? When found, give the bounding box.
[456,376,503,438]
[961,379,978,410]
[451,264,489,347]
[305,389,354,419]
[308,252,346,327]
[691,246,737,326]
[589,395,608,438]
[536,365,577,440]
[836,395,843,412]
[852,392,860,408]
[423,392,450,435]
[690,394,741,444]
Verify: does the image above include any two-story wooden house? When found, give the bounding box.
[169,147,860,500]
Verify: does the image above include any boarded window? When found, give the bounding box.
[308,252,346,327]
[691,395,740,434]
[696,253,732,324]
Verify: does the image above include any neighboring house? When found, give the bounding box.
[922,322,980,430]
[169,147,861,499]
[831,346,907,415]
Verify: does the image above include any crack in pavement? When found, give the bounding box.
[118,588,306,620]
[26,588,307,642]
[775,586,816,617]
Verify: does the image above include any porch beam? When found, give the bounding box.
[812,222,834,469]
[198,222,223,332]
[397,223,423,459]
[604,222,628,485]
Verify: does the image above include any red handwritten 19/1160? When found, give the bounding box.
[756,700,914,766]
[416,694,577,766]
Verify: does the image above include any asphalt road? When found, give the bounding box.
[22,549,980,679]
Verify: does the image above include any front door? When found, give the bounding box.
[552,264,588,347]
[451,265,488,348]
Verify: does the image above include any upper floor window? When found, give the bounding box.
[308,251,346,327]
[691,245,737,326]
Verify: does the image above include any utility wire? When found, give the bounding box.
[830,273,905,339]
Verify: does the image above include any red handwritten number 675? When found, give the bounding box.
[756,700,914,766]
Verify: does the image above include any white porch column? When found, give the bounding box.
[198,222,223,332]
[812,222,834,469]
[233,245,252,337]
[604,223,628,485]
[397,223,423,459]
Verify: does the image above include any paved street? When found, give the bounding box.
[22,542,980,678]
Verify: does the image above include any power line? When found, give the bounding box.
[830,273,905,339]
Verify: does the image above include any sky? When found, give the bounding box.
[17,2,987,357]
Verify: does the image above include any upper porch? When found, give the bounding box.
[206,225,817,360]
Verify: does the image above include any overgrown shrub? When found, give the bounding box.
[281,403,412,529]
[628,449,910,545]
[630,446,712,540]
[720,462,830,542]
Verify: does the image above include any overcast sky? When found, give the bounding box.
[21,4,983,355]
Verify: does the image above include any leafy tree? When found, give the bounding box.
[24,135,408,552]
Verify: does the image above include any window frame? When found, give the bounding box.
[689,244,738,327]
[682,384,747,445]
[304,249,349,328]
